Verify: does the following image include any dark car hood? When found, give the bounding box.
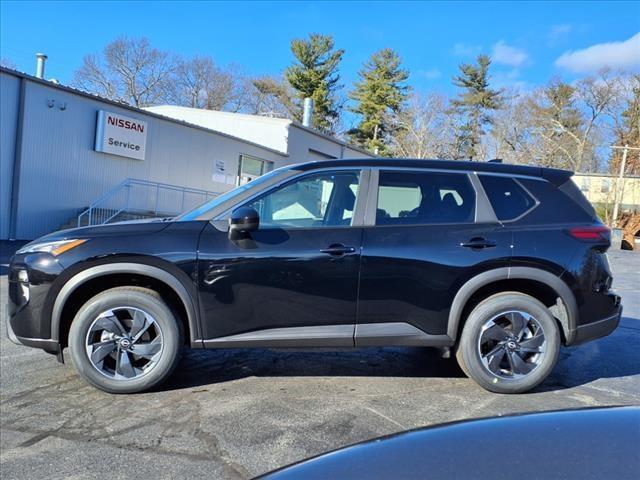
[259,407,639,480]
[26,218,172,245]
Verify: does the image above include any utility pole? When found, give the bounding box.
[610,144,640,227]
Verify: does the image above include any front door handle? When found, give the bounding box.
[320,243,357,256]
[460,237,497,249]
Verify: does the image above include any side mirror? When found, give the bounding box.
[229,207,259,239]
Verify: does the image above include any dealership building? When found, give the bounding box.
[0,65,372,241]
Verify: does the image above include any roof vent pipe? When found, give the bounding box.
[35,53,47,79]
[302,97,314,128]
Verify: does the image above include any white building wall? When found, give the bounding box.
[287,125,372,161]
[145,105,375,163]
[145,106,291,154]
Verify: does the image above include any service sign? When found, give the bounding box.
[95,110,147,160]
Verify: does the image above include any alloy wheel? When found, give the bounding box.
[85,306,164,380]
[477,310,547,380]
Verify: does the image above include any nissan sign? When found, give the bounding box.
[95,110,147,160]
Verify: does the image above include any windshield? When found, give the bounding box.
[176,167,292,221]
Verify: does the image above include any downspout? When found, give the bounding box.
[9,77,26,240]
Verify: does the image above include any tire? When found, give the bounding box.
[69,287,183,394]
[457,292,560,394]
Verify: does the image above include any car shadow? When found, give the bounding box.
[537,315,640,392]
[161,316,640,393]
[161,345,466,391]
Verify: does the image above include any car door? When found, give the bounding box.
[355,169,513,344]
[197,168,367,346]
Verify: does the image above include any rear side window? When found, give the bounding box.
[376,171,475,225]
[479,175,536,221]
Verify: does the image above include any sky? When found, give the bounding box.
[1,0,639,97]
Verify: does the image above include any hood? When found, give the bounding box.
[27,218,173,245]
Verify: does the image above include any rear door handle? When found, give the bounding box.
[320,243,357,256]
[460,237,497,249]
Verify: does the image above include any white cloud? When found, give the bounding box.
[492,69,531,94]
[452,42,482,57]
[419,68,441,80]
[492,41,530,67]
[555,32,640,73]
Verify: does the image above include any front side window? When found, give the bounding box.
[242,171,360,229]
[376,171,476,225]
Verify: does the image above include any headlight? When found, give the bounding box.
[17,239,87,256]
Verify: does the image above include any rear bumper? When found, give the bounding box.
[572,304,622,346]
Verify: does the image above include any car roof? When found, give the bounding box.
[294,158,573,186]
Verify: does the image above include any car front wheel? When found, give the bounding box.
[68,286,183,394]
[456,292,560,394]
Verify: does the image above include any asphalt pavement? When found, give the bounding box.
[1,250,639,479]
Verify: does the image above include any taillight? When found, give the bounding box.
[567,226,611,242]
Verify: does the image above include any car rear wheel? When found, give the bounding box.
[68,287,183,394]
[457,292,560,394]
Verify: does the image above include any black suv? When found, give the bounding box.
[7,159,622,394]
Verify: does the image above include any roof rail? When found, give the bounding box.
[487,158,503,163]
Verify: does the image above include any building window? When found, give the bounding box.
[238,155,272,185]
[580,178,590,192]
[601,178,611,194]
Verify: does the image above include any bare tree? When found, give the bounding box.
[1,58,16,69]
[168,56,233,110]
[522,71,622,171]
[389,92,457,158]
[73,37,175,107]
[490,90,544,166]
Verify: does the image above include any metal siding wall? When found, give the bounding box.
[0,72,20,239]
[14,78,285,239]
[287,126,374,162]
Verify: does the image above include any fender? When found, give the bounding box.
[447,266,578,344]
[51,263,201,347]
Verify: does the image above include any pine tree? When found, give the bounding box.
[451,55,503,160]
[348,49,410,155]
[285,34,344,133]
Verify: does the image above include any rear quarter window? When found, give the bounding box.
[479,175,536,221]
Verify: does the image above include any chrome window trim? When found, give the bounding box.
[210,164,545,226]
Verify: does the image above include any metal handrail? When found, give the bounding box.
[77,178,217,227]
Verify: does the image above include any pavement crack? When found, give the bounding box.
[361,405,406,429]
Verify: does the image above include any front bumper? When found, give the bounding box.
[6,312,60,352]
[7,252,63,354]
